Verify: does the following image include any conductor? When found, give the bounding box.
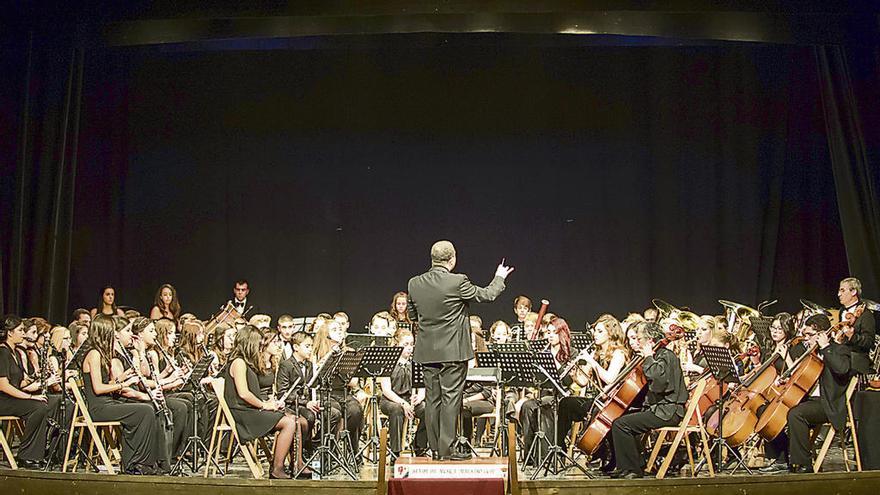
[407,240,514,460]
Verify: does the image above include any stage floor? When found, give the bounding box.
[3,446,878,495]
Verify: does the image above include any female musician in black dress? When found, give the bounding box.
[378,330,427,456]
[257,328,283,400]
[223,325,300,479]
[0,315,60,468]
[519,316,574,463]
[81,315,160,474]
[128,316,192,469]
[149,284,181,321]
[90,285,126,318]
[557,314,629,448]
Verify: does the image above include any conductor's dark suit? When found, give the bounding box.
[407,265,506,457]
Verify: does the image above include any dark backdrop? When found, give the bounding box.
[61,39,848,328]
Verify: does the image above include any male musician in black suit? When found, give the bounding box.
[407,240,513,460]
[786,276,877,474]
[229,279,254,315]
[837,277,877,374]
[276,332,320,456]
[610,321,687,479]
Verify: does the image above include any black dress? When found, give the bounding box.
[0,344,59,462]
[81,356,160,470]
[222,359,282,443]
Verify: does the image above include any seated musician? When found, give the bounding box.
[118,316,190,473]
[149,284,181,321]
[558,314,629,449]
[490,320,511,345]
[838,277,877,374]
[312,319,364,457]
[610,321,687,479]
[257,328,283,400]
[378,330,427,457]
[519,317,574,464]
[786,308,870,473]
[90,285,126,317]
[390,291,413,327]
[209,323,236,373]
[276,332,319,460]
[277,314,297,360]
[758,312,804,473]
[510,295,532,341]
[222,325,301,479]
[0,315,60,469]
[82,315,161,474]
[370,311,397,339]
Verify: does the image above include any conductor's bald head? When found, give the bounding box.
[431,240,456,269]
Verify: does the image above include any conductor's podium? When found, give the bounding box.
[388,457,508,495]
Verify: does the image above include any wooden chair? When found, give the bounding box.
[646,378,715,479]
[204,378,265,479]
[813,376,861,473]
[63,378,122,474]
[0,415,21,469]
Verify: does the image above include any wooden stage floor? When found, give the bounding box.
[3,460,879,495]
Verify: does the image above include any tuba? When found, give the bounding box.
[652,299,701,331]
[718,299,760,342]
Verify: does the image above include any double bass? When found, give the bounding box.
[576,325,685,455]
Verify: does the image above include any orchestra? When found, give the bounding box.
[0,276,877,480]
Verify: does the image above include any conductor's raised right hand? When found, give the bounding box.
[495,258,515,279]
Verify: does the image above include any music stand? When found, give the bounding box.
[570,333,594,354]
[696,345,752,475]
[353,347,403,463]
[172,354,219,475]
[749,316,774,362]
[524,352,591,479]
[296,349,359,480]
[527,339,549,352]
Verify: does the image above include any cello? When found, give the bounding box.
[575,324,685,455]
[754,306,863,441]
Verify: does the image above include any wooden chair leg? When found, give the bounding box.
[657,426,688,479]
[646,430,667,473]
[699,425,715,477]
[0,421,18,470]
[847,400,862,471]
[684,433,695,472]
[813,427,836,473]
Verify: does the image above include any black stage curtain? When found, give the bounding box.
[817,45,880,299]
[0,32,83,323]
[3,35,878,328]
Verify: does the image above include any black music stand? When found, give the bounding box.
[171,354,219,475]
[296,349,359,480]
[44,353,90,471]
[695,345,752,475]
[478,349,534,457]
[750,316,774,362]
[353,346,403,463]
[524,352,591,479]
[527,339,549,352]
[451,366,502,457]
[570,333,594,354]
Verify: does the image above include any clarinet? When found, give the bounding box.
[39,337,50,396]
[156,344,191,382]
[143,348,174,430]
[117,343,169,421]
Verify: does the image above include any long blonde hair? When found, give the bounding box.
[593,314,629,365]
